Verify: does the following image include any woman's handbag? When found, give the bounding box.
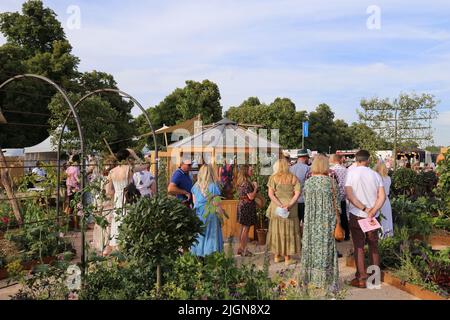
[330,177,345,242]
[123,166,140,204]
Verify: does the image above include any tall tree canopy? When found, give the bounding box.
[135,79,222,150]
[226,97,308,149]
[0,0,136,152]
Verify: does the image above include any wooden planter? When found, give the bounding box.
[221,200,254,241]
[381,272,448,300]
[0,256,56,281]
[345,256,448,300]
[256,229,268,246]
[429,233,450,250]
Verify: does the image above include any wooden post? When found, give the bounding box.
[0,147,23,225]
[103,138,116,159]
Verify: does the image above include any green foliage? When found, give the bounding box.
[0,1,135,150]
[378,235,402,269]
[10,252,74,300]
[48,92,120,153]
[391,196,434,238]
[391,168,417,196]
[359,93,438,150]
[5,200,71,262]
[136,79,222,150]
[203,193,228,225]
[416,171,438,197]
[154,253,276,300]
[0,201,15,231]
[119,196,202,266]
[0,1,65,54]
[254,162,270,228]
[434,150,450,219]
[226,97,307,149]
[80,257,156,300]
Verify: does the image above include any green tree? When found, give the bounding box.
[0,0,65,54]
[48,71,137,153]
[0,1,136,151]
[225,97,307,149]
[0,1,79,147]
[136,80,223,150]
[305,104,337,153]
[359,93,438,165]
[347,122,392,152]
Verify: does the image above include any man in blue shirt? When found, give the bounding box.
[289,149,310,225]
[168,159,193,206]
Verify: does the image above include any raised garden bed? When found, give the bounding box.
[381,271,447,300]
[428,232,450,250]
[345,256,448,300]
[0,256,56,280]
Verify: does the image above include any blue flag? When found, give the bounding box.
[303,121,309,138]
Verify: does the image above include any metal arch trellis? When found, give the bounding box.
[55,88,159,276]
[0,73,87,275]
[56,88,159,205]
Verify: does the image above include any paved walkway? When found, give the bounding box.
[0,231,418,300]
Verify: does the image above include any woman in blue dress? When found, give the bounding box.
[190,164,224,256]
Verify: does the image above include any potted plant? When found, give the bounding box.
[255,206,269,246]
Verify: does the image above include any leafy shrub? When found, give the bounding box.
[153,252,276,300]
[391,196,433,238]
[119,196,202,265]
[80,257,156,300]
[0,202,16,231]
[10,252,74,300]
[415,171,438,197]
[378,236,402,269]
[118,196,202,289]
[5,201,71,262]
[391,168,417,196]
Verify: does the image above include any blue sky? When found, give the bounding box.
[1,0,449,146]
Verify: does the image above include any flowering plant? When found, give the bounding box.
[203,191,229,225]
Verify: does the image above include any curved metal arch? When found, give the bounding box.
[0,74,86,206]
[0,74,85,152]
[0,74,87,275]
[56,88,159,217]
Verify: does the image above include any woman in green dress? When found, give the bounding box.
[299,154,340,293]
[266,159,301,266]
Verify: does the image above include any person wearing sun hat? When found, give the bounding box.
[289,148,311,229]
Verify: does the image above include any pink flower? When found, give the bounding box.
[1,217,9,225]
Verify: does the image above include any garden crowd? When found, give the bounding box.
[65,147,432,294]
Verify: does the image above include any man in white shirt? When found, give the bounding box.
[133,163,156,197]
[345,150,386,289]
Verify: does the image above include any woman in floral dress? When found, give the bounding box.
[237,165,258,256]
[299,154,340,293]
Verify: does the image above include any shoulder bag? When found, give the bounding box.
[330,177,345,242]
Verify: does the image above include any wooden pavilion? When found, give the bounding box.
[158,117,282,240]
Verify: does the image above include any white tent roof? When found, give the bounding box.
[24,136,57,154]
[168,118,281,150]
[2,148,24,157]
